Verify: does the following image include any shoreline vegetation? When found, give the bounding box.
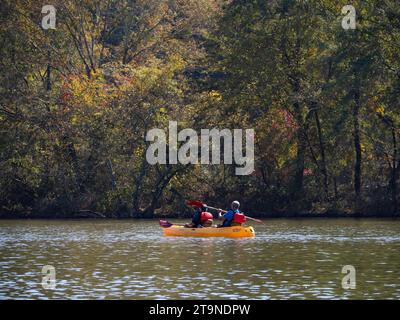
[2,1,400,220]
[1,209,399,219]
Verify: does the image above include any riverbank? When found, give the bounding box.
[1,209,399,219]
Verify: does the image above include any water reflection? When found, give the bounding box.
[0,219,399,299]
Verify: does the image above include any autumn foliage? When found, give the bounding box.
[1,0,399,217]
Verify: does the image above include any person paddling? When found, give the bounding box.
[186,205,213,228]
[218,201,246,227]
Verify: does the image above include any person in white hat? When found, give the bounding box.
[218,201,242,227]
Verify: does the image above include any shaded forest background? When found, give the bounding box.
[1,0,400,218]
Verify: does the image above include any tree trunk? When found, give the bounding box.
[122,14,130,64]
[107,159,117,190]
[64,138,84,193]
[334,177,338,200]
[132,155,149,215]
[390,126,398,213]
[46,49,52,91]
[292,102,305,198]
[314,109,329,198]
[353,88,362,199]
[142,166,183,218]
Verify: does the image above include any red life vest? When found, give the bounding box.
[200,212,213,222]
[233,213,246,224]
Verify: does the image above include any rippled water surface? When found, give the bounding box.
[0,219,399,299]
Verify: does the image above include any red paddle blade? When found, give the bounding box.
[187,200,205,207]
[159,220,173,228]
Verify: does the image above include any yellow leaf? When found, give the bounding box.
[71,115,78,124]
[375,105,385,116]
[209,90,222,101]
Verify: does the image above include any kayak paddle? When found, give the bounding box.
[159,220,187,228]
[159,220,173,228]
[187,200,264,224]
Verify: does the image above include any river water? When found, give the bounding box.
[0,218,399,300]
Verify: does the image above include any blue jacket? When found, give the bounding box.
[192,211,201,226]
[222,209,239,227]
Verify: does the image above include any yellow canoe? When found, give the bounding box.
[162,225,255,238]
